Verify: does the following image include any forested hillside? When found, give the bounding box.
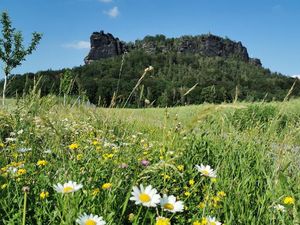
[1,34,299,107]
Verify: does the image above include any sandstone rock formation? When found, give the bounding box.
[84,31,262,67]
[84,31,126,64]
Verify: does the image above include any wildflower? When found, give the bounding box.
[17,168,26,175]
[140,159,150,167]
[207,216,222,225]
[76,213,106,225]
[211,178,217,183]
[0,143,4,148]
[160,194,184,213]
[155,216,170,225]
[128,213,135,222]
[1,183,8,189]
[77,154,83,160]
[92,140,99,146]
[69,143,79,150]
[17,148,32,153]
[130,184,161,207]
[184,191,191,197]
[103,153,114,159]
[189,179,195,186]
[22,186,30,193]
[102,183,112,190]
[161,173,171,180]
[273,204,286,212]
[37,160,48,166]
[91,188,100,196]
[144,66,154,72]
[283,196,295,205]
[198,202,206,209]
[193,221,201,225]
[54,181,83,194]
[177,165,184,172]
[217,191,226,197]
[195,164,217,178]
[40,191,49,199]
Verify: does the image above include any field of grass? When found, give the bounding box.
[0,96,299,224]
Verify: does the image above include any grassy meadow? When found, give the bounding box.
[0,96,299,224]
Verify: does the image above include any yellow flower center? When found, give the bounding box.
[163,203,174,210]
[155,217,170,225]
[139,193,151,202]
[85,219,96,225]
[210,222,216,225]
[202,170,209,176]
[63,186,74,193]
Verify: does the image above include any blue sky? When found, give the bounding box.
[0,0,299,77]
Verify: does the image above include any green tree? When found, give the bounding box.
[0,11,42,105]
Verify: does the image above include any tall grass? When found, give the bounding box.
[0,95,299,224]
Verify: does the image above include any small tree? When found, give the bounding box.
[0,11,42,105]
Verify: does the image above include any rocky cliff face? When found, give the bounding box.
[178,35,249,61]
[84,31,261,66]
[84,31,126,64]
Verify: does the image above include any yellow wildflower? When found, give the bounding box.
[103,153,114,159]
[189,179,195,186]
[1,183,8,189]
[155,217,170,225]
[37,160,48,166]
[69,143,79,150]
[91,188,100,196]
[102,183,112,190]
[217,191,226,197]
[193,221,201,225]
[17,168,26,175]
[198,202,206,209]
[283,196,295,205]
[76,154,83,160]
[184,191,191,197]
[211,178,217,183]
[177,165,184,172]
[40,191,49,199]
[92,140,99,146]
[0,143,4,148]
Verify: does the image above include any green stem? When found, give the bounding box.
[133,205,143,225]
[22,192,27,225]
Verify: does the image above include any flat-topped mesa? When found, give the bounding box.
[84,30,126,64]
[84,32,262,66]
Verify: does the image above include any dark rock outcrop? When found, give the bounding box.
[176,34,249,61]
[249,58,262,67]
[84,31,126,64]
[85,31,261,67]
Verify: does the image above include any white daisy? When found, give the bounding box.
[130,184,161,207]
[160,194,184,213]
[195,164,217,178]
[207,216,222,225]
[76,213,106,225]
[54,181,83,194]
[273,204,286,212]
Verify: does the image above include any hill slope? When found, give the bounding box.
[1,33,300,107]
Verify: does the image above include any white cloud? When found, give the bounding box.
[62,41,90,50]
[105,6,119,18]
[99,0,113,3]
[292,74,300,79]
